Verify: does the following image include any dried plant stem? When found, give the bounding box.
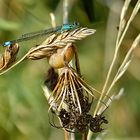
[105,34,140,97]
[70,133,75,140]
[117,0,131,43]
[64,130,69,140]
[102,0,140,101]
[117,0,140,50]
[73,45,81,76]
[82,133,87,140]
[93,0,140,116]
[88,1,140,140]
[63,1,71,139]
[50,13,56,28]
[63,0,69,24]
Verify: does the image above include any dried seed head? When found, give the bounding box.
[46,27,96,47]
[45,65,109,133]
[26,45,57,60]
[89,114,108,133]
[58,102,108,133]
[0,43,19,71]
[48,66,98,114]
[26,27,95,61]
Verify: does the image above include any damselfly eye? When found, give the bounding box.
[73,22,79,27]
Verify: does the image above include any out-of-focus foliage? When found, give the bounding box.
[0,0,139,140]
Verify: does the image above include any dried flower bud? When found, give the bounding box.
[48,43,74,69]
[48,66,99,114]
[0,43,19,70]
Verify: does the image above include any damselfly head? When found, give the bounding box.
[61,22,79,32]
[72,22,79,28]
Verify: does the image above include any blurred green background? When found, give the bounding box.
[0,0,140,139]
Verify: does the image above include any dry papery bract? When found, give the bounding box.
[44,66,109,133]
[0,43,19,71]
[48,66,104,114]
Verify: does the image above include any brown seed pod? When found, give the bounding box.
[0,43,19,71]
[48,43,74,69]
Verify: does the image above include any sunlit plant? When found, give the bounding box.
[0,0,139,140]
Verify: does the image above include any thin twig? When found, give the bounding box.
[93,0,140,116]
[50,13,56,28]
[82,133,87,140]
[63,0,71,140]
[73,45,81,76]
[105,34,140,97]
[88,1,140,139]
[0,52,29,75]
[63,0,69,24]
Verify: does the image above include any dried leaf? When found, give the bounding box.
[120,0,131,21]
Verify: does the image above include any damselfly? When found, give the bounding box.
[3,22,79,47]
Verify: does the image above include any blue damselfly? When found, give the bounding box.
[3,22,79,47]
